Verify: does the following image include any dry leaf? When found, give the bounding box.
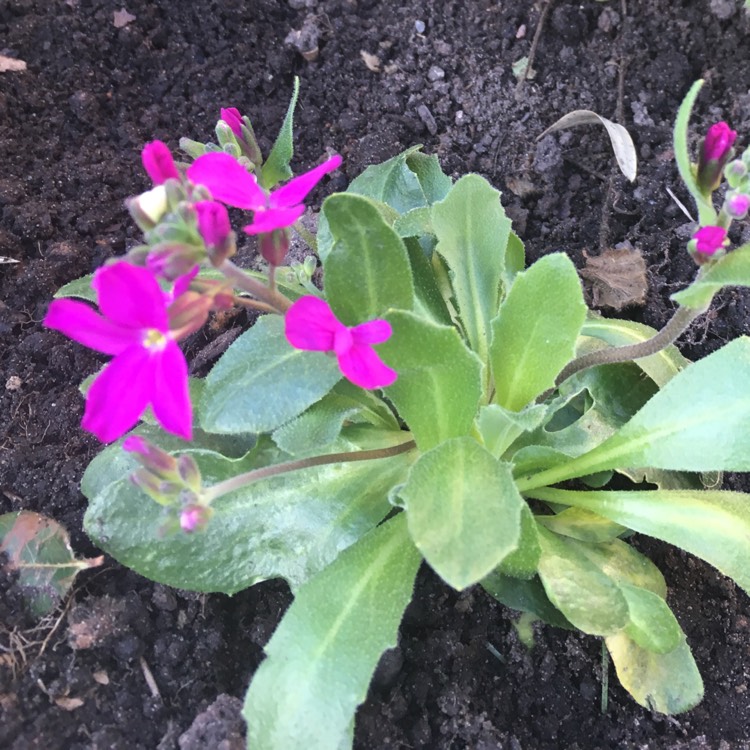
[54,696,85,711]
[538,109,638,181]
[0,55,26,73]
[580,244,648,310]
[0,257,20,264]
[113,8,136,28]
[360,50,381,72]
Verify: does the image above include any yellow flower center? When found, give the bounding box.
[143,329,169,351]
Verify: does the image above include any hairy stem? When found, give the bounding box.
[218,259,292,313]
[203,439,417,502]
[553,304,705,388]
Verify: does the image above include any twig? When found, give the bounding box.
[515,0,555,98]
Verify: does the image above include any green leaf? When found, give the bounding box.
[496,503,541,579]
[672,243,750,309]
[403,237,453,325]
[476,402,547,459]
[261,76,300,189]
[580,314,688,386]
[0,512,103,617]
[404,150,452,203]
[490,253,587,411]
[482,571,573,630]
[322,194,414,325]
[399,438,524,590]
[84,426,411,593]
[199,315,341,434]
[536,526,629,635]
[524,486,750,596]
[380,310,483,451]
[537,507,626,543]
[271,381,398,456]
[518,337,750,488]
[432,174,512,367]
[673,79,716,226]
[503,231,525,288]
[345,146,429,214]
[605,631,703,714]
[53,273,96,302]
[620,584,683,654]
[243,514,420,750]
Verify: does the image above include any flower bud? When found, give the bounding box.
[179,504,212,533]
[259,228,291,267]
[724,159,748,188]
[177,454,202,492]
[220,107,244,138]
[194,201,231,247]
[167,290,213,338]
[127,185,169,230]
[725,191,750,220]
[124,435,178,477]
[219,106,262,164]
[142,140,180,184]
[697,122,737,194]
[179,137,208,160]
[146,242,205,281]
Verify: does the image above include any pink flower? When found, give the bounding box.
[43,262,192,443]
[186,152,342,235]
[284,296,397,389]
[726,191,750,220]
[692,225,727,255]
[220,107,244,138]
[142,141,180,184]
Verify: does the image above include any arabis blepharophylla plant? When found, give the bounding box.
[49,79,750,746]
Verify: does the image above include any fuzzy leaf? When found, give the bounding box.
[605,632,703,714]
[199,315,341,434]
[83,426,411,593]
[399,438,524,590]
[672,243,750,309]
[243,514,420,750]
[261,76,299,188]
[322,194,414,325]
[0,512,103,617]
[380,310,483,451]
[491,253,586,411]
[432,174,512,368]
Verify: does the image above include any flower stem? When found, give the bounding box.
[218,259,292,313]
[552,304,705,389]
[203,439,417,503]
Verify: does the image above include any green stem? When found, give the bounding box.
[218,259,292,313]
[553,304,704,389]
[203,439,417,503]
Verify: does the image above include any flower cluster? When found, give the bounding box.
[45,109,395,447]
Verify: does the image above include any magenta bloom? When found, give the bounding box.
[186,152,342,235]
[692,225,727,256]
[43,262,192,443]
[285,296,397,390]
[142,141,180,184]
[220,107,244,138]
[726,191,750,220]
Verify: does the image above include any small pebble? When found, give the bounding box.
[414,19,426,34]
[416,104,437,135]
[427,65,445,81]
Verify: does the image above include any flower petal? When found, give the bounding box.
[220,107,244,138]
[242,205,305,235]
[187,152,266,210]
[337,343,397,390]
[268,155,342,209]
[44,299,141,355]
[82,346,153,442]
[351,319,393,346]
[93,262,169,330]
[194,200,231,246]
[285,296,342,351]
[150,341,193,441]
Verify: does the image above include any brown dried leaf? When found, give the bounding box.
[360,50,381,72]
[113,8,136,28]
[0,55,27,73]
[580,244,648,311]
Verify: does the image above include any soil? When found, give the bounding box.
[2,0,750,748]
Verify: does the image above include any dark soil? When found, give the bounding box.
[2,0,750,747]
